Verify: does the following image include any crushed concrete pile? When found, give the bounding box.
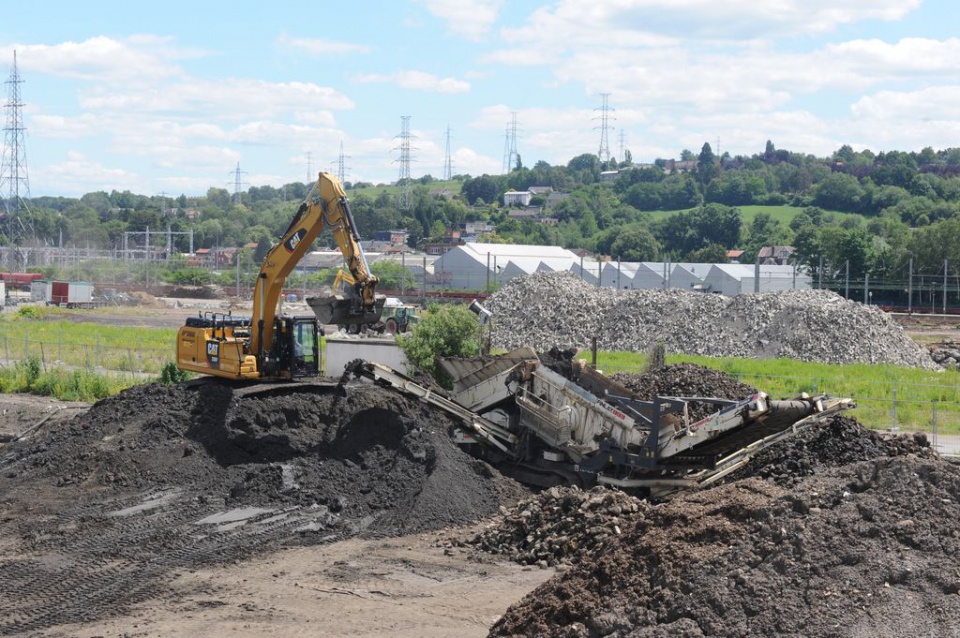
[489,456,960,638]
[0,381,525,634]
[487,272,939,369]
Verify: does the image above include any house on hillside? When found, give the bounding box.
[757,245,795,265]
[503,190,533,207]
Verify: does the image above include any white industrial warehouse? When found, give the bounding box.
[431,243,811,294]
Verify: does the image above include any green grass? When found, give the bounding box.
[644,204,866,228]
[580,350,960,434]
[0,312,176,373]
[0,356,140,401]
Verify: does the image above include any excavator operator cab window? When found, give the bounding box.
[292,319,319,375]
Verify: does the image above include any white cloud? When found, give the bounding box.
[355,70,470,94]
[497,0,920,49]
[276,34,371,56]
[418,0,504,41]
[43,154,142,193]
[3,37,191,83]
[77,78,354,118]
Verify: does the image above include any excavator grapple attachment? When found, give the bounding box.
[308,294,385,326]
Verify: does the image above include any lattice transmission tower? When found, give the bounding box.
[595,93,615,163]
[442,125,453,181]
[502,112,519,173]
[1,50,34,258]
[394,116,414,211]
[228,162,248,205]
[335,140,350,184]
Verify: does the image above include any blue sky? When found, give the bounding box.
[2,0,959,198]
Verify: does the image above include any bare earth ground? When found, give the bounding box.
[27,524,554,638]
[0,392,553,638]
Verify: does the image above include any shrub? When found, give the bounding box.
[397,303,481,388]
[159,362,190,385]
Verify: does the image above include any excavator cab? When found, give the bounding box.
[272,316,320,378]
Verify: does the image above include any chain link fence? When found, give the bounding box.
[1,333,170,375]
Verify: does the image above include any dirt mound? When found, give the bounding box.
[464,415,933,570]
[6,380,522,535]
[731,415,935,486]
[0,380,525,634]
[490,456,960,638]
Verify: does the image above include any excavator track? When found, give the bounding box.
[183,376,343,398]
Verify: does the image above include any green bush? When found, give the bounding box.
[159,362,190,385]
[397,303,481,388]
[16,306,47,320]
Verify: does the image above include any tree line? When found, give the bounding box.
[5,141,960,301]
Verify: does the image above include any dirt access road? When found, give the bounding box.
[0,392,552,638]
[28,527,553,638]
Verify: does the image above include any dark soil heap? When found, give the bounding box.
[0,380,524,634]
[4,380,521,535]
[610,362,760,421]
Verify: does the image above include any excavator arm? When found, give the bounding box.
[250,172,380,357]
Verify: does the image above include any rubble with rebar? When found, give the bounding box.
[486,272,940,370]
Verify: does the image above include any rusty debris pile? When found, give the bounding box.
[464,486,646,567]
[489,455,960,638]
[487,272,939,369]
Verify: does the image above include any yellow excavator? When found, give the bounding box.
[175,172,384,380]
